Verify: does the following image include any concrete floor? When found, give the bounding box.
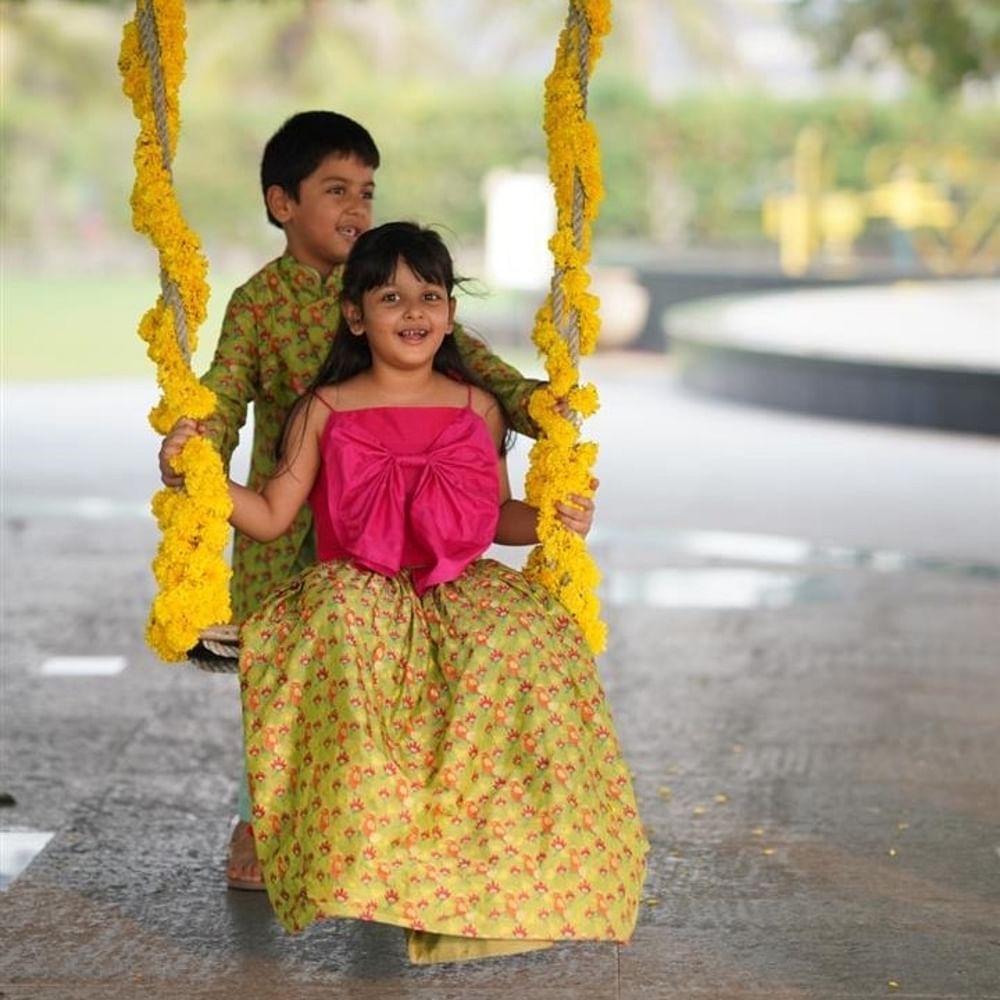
[2,359,999,998]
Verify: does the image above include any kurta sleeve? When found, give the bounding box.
[452,324,543,438]
[200,287,260,470]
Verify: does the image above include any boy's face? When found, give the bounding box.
[267,153,375,275]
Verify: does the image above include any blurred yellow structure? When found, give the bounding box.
[763,127,866,276]
[763,128,998,276]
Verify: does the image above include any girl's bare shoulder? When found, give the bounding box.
[307,384,340,419]
[467,383,506,445]
[466,382,499,416]
[314,374,371,412]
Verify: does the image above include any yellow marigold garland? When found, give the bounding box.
[119,0,232,661]
[524,0,611,653]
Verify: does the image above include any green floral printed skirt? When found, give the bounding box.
[239,557,648,945]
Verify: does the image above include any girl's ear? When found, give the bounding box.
[446,297,457,335]
[265,184,294,224]
[343,302,365,335]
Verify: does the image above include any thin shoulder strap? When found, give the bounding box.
[312,388,335,413]
[465,382,473,408]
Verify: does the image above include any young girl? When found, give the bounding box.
[227,222,647,963]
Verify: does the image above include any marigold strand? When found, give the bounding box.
[120,0,232,662]
[523,0,611,654]
[123,0,608,657]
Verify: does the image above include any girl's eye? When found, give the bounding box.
[380,292,399,303]
[424,292,441,302]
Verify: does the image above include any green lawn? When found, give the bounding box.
[3,272,539,381]
[2,272,241,380]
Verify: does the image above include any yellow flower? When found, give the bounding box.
[120,0,231,661]
[523,1,611,653]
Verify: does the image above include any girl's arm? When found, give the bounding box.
[229,399,323,541]
[495,459,539,545]
[478,393,594,545]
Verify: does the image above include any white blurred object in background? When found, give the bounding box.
[483,170,555,291]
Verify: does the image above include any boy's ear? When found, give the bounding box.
[265,184,294,224]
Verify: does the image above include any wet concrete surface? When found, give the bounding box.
[3,360,1000,998]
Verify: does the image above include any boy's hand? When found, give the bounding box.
[556,478,599,537]
[159,418,203,488]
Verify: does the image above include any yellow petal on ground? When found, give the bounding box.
[751,826,765,836]
[657,786,672,799]
[762,847,776,856]
[691,805,706,817]
[888,847,897,857]
[714,793,729,805]
[888,980,901,990]
[896,822,910,831]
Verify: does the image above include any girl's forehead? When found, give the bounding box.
[380,258,443,286]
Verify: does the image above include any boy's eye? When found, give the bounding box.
[327,185,345,196]
[363,191,375,200]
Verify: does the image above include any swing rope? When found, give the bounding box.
[120,0,610,666]
[136,2,191,365]
[120,0,233,664]
[523,0,610,653]
[551,5,590,366]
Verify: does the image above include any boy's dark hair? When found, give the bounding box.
[260,111,381,228]
[279,222,514,461]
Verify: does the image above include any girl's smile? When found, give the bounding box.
[350,259,457,369]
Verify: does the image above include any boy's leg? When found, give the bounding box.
[226,740,265,891]
[227,532,314,891]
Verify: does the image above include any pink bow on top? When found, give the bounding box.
[309,407,501,594]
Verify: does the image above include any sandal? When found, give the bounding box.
[226,819,266,891]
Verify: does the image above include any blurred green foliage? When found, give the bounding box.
[652,92,999,243]
[1,0,996,260]
[792,0,1000,98]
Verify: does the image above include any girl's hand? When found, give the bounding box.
[159,418,204,488]
[555,478,599,537]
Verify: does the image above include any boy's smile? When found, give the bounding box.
[267,153,375,276]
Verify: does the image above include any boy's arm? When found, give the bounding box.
[199,288,260,470]
[453,324,543,438]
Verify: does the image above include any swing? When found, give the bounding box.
[120,0,610,672]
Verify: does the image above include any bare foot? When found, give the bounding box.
[226,820,265,891]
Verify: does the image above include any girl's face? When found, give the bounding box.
[347,259,456,372]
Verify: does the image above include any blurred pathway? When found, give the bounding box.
[2,357,999,998]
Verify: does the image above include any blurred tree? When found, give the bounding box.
[791,0,1000,97]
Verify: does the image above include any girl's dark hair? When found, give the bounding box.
[278,222,514,462]
[261,111,380,229]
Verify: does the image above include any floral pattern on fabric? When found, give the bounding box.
[239,558,648,940]
[200,254,543,621]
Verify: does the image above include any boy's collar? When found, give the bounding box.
[278,252,343,289]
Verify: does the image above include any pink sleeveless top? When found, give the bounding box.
[308,391,500,595]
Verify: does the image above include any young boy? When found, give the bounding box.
[159,111,543,890]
